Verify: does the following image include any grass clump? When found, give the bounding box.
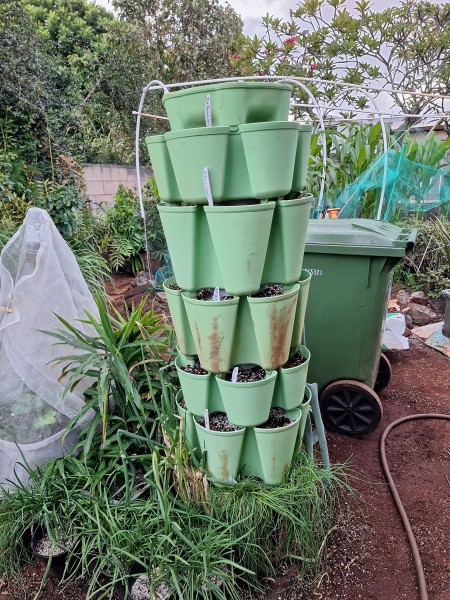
[0,299,350,598]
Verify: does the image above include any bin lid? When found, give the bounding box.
[305,219,417,257]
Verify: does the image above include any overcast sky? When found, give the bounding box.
[95,0,443,36]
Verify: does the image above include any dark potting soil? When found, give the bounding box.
[282,351,307,369]
[251,284,284,298]
[257,408,292,429]
[177,397,186,409]
[180,361,209,375]
[197,288,233,301]
[166,282,181,290]
[197,412,242,432]
[224,365,266,382]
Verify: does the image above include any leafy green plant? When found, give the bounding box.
[104,185,146,273]
[44,296,176,457]
[394,216,450,296]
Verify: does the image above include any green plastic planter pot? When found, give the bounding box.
[159,205,199,290]
[215,369,277,428]
[164,127,229,203]
[145,135,180,202]
[194,419,246,482]
[175,354,211,416]
[175,391,199,453]
[163,278,196,356]
[254,408,301,485]
[162,82,292,129]
[182,293,240,373]
[298,386,311,443]
[291,270,312,348]
[247,283,300,369]
[263,196,312,284]
[204,202,275,295]
[240,122,300,199]
[273,346,310,411]
[288,125,314,196]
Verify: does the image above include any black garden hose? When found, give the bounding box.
[380,413,450,600]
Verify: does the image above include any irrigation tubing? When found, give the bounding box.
[380,413,450,600]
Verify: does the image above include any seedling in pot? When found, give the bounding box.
[225,364,266,383]
[282,351,307,369]
[251,283,284,298]
[196,288,233,301]
[197,412,242,432]
[257,407,292,429]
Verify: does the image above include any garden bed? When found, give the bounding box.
[1,335,448,600]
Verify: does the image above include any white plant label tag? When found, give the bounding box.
[204,409,210,430]
[213,287,221,302]
[231,367,239,383]
[203,167,214,206]
[228,477,237,484]
[205,94,212,127]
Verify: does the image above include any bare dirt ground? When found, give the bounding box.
[1,282,449,600]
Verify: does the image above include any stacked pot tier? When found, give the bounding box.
[162,82,293,129]
[146,122,312,203]
[159,197,311,295]
[176,387,311,485]
[175,347,310,423]
[164,276,311,372]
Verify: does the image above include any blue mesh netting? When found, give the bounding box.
[316,150,450,222]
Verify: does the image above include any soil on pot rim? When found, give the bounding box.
[177,396,186,409]
[196,288,233,301]
[282,351,307,369]
[166,282,181,291]
[257,407,292,429]
[180,360,209,375]
[251,284,284,298]
[130,574,170,600]
[197,412,242,432]
[224,365,266,382]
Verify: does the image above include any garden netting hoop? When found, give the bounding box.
[0,208,97,491]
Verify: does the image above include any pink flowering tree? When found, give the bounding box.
[232,0,450,119]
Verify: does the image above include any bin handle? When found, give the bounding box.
[404,227,417,253]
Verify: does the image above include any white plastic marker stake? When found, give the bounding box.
[203,167,214,206]
[228,477,237,484]
[204,409,210,430]
[231,367,239,383]
[205,94,212,127]
[213,287,221,302]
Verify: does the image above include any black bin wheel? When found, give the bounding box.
[374,352,392,393]
[320,380,383,437]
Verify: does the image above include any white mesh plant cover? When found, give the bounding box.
[0,207,98,491]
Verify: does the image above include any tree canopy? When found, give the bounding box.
[234,0,450,118]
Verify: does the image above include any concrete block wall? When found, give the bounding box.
[82,164,152,214]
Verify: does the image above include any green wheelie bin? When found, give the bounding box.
[302,219,417,437]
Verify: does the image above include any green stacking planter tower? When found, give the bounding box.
[148,81,314,484]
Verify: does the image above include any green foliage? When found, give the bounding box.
[0,299,348,599]
[236,0,450,118]
[104,185,146,273]
[209,454,346,578]
[308,122,386,215]
[113,0,244,83]
[44,296,175,460]
[394,217,450,297]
